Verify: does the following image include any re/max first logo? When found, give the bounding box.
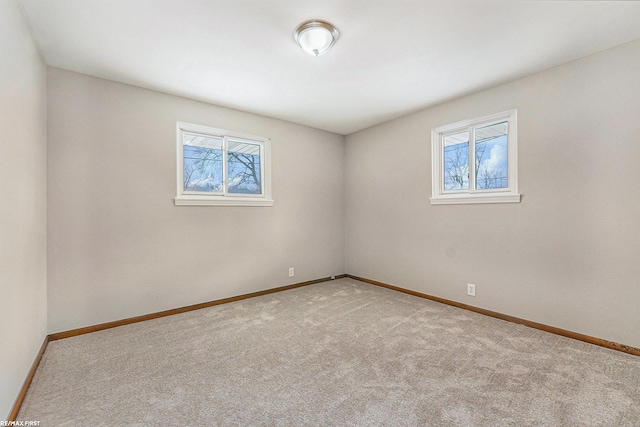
[1,422,40,426]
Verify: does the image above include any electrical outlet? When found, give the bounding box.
[289,267,295,277]
[467,283,476,296]
[331,275,336,280]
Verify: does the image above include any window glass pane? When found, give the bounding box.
[474,121,508,189]
[227,139,262,194]
[443,131,469,191]
[183,133,223,193]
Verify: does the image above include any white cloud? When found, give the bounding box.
[481,142,507,173]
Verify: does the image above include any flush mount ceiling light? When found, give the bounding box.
[294,19,339,56]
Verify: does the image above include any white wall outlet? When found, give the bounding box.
[331,275,336,280]
[467,283,476,296]
[289,267,295,277]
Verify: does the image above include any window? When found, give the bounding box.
[430,109,520,205]
[175,122,273,206]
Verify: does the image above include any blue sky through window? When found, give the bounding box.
[183,136,262,194]
[183,145,223,192]
[476,134,508,189]
[443,121,508,191]
[227,152,261,194]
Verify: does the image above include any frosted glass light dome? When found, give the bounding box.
[294,20,339,56]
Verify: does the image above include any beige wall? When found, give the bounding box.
[345,40,640,349]
[47,68,345,333]
[0,0,47,419]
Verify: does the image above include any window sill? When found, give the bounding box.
[430,193,520,205]
[174,196,274,207]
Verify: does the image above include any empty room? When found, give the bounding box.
[2,0,640,425]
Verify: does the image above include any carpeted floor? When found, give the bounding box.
[17,278,640,426]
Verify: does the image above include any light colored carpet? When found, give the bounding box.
[18,278,640,426]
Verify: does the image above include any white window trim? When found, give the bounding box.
[430,109,520,205]
[175,122,273,207]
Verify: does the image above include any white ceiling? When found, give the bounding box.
[18,0,640,135]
